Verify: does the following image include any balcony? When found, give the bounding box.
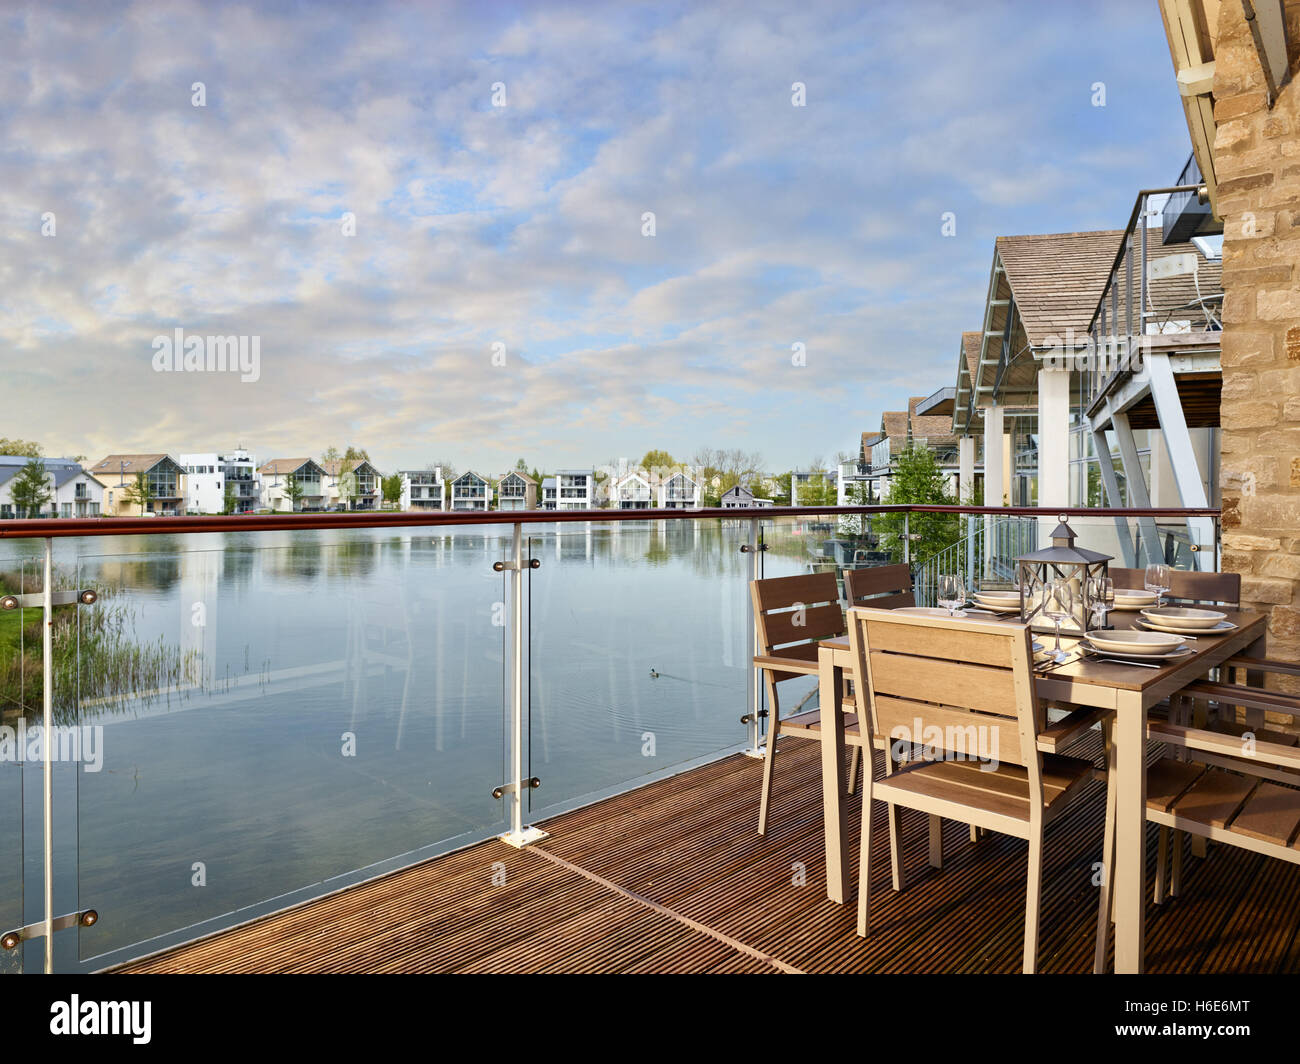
[2,503,1286,977]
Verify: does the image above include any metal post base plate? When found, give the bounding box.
[498,826,550,848]
[741,746,767,760]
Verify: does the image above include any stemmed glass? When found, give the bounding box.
[1088,575,1115,630]
[938,574,965,618]
[1145,563,1171,609]
[1043,577,1073,662]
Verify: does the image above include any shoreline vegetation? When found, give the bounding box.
[0,567,202,724]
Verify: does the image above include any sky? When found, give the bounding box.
[1,0,1194,474]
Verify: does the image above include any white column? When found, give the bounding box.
[983,404,1004,509]
[1037,366,1071,510]
[958,436,976,504]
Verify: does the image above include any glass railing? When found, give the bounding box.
[0,503,1221,971]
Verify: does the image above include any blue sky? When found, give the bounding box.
[1,0,1191,473]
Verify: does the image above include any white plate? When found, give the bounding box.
[1113,588,1157,603]
[892,607,955,618]
[974,590,1020,604]
[1084,628,1185,653]
[1139,617,1237,636]
[1082,638,1187,658]
[1110,602,1153,611]
[1081,644,1193,663]
[1140,606,1227,629]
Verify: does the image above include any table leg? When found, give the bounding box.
[820,648,850,903]
[1113,689,1146,974]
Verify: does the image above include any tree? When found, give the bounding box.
[381,474,403,509]
[9,458,52,517]
[338,471,357,510]
[873,446,961,565]
[693,447,764,506]
[222,483,237,515]
[514,457,528,472]
[639,450,676,476]
[321,446,341,464]
[0,438,42,459]
[284,475,305,511]
[121,472,155,515]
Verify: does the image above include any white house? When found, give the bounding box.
[450,471,491,511]
[554,469,595,510]
[180,449,258,514]
[658,471,701,509]
[0,456,104,519]
[496,471,538,511]
[321,459,382,511]
[258,458,327,512]
[610,471,652,509]
[540,476,557,510]
[399,469,444,511]
[720,485,773,508]
[790,469,837,507]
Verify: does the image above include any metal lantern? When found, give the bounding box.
[1016,517,1112,636]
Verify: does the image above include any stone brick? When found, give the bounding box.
[1223,399,1280,428]
[1223,289,1256,324]
[1294,456,1300,487]
[1222,550,1254,573]
[1268,606,1300,638]
[1224,533,1284,552]
[1257,288,1300,319]
[1219,171,1275,197]
[1222,495,1242,529]
[1220,371,1258,401]
[1226,209,1275,239]
[1264,115,1292,138]
[1285,396,1300,421]
[1288,326,1300,361]
[1216,119,1254,155]
[1220,263,1294,287]
[1260,554,1300,581]
[1241,494,1300,530]
[1216,92,1270,122]
[1242,577,1296,604]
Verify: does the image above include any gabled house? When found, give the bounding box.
[610,471,652,509]
[258,458,327,512]
[89,454,187,516]
[496,471,537,511]
[450,471,490,511]
[658,471,701,509]
[0,456,104,519]
[399,469,445,512]
[321,459,381,511]
[720,485,773,508]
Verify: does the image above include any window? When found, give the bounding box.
[61,503,71,518]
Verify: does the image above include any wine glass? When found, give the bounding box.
[1145,563,1171,609]
[938,574,964,618]
[1088,575,1114,630]
[1043,578,1073,661]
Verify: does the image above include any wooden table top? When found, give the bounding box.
[820,606,1266,693]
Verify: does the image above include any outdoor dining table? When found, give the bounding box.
[815,604,1267,974]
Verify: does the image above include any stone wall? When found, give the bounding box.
[1214,0,1300,667]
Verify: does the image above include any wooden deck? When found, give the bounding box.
[117,735,1300,974]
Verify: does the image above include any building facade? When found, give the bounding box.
[258,459,327,512]
[399,469,445,511]
[496,471,538,511]
[90,454,186,516]
[0,456,104,519]
[180,449,259,513]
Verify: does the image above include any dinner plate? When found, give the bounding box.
[1081,643,1193,663]
[1140,606,1227,630]
[974,590,1020,603]
[1084,628,1185,653]
[892,607,956,618]
[1110,602,1154,611]
[1113,588,1158,604]
[1138,617,1237,636]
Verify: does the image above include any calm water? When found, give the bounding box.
[0,520,814,971]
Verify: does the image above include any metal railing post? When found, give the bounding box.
[496,522,547,848]
[903,512,910,566]
[742,515,763,758]
[42,538,53,974]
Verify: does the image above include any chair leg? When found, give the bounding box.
[928,815,943,870]
[1095,719,1117,974]
[1024,824,1043,974]
[1170,830,1184,898]
[970,824,979,844]
[856,777,874,937]
[887,803,904,891]
[1154,827,1169,904]
[846,745,861,797]
[757,679,780,836]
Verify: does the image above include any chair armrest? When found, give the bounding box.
[1182,680,1300,722]
[1225,656,1300,679]
[1037,705,1111,754]
[1146,719,1300,772]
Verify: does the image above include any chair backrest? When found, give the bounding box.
[846,607,1043,787]
[844,564,914,611]
[1109,567,1240,608]
[750,572,845,656]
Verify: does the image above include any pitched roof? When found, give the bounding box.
[258,458,314,475]
[909,415,957,446]
[961,331,982,379]
[881,411,908,442]
[500,471,537,485]
[995,230,1124,347]
[89,454,172,476]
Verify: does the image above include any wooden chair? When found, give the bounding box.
[752,572,861,835]
[844,564,914,611]
[1109,567,1240,608]
[847,608,1115,973]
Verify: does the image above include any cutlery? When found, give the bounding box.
[1084,653,1163,669]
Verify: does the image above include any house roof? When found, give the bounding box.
[961,331,982,379]
[881,411,908,442]
[319,459,379,477]
[541,477,556,489]
[90,454,174,477]
[453,470,487,484]
[909,414,957,447]
[994,230,1124,348]
[258,458,315,475]
[500,471,537,485]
